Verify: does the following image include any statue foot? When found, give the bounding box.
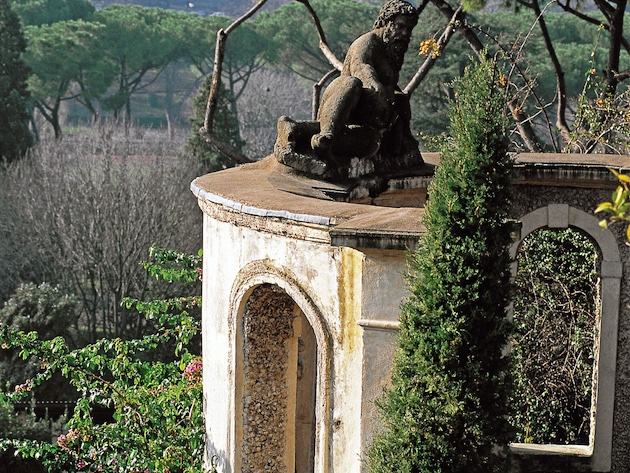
[311,132,334,156]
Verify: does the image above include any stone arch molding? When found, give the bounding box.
[228,259,332,473]
[510,203,621,263]
[510,204,622,472]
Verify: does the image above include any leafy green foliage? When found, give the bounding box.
[0,283,78,401]
[0,283,77,340]
[94,6,194,121]
[0,399,67,473]
[255,0,378,81]
[9,0,94,26]
[0,247,210,473]
[23,19,113,137]
[596,168,630,241]
[511,229,597,445]
[368,57,514,473]
[0,0,34,164]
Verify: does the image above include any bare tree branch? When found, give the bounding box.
[429,0,547,152]
[557,0,630,54]
[592,0,615,24]
[429,0,485,57]
[508,99,544,152]
[416,0,431,16]
[479,20,556,151]
[296,0,344,71]
[198,127,253,164]
[404,6,463,95]
[201,0,339,164]
[529,0,571,143]
[312,69,339,119]
[614,69,630,82]
[201,0,268,163]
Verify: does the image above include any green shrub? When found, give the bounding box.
[0,247,210,473]
[0,282,79,403]
[0,0,34,165]
[368,56,514,473]
[0,399,67,473]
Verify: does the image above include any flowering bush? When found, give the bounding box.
[0,247,212,473]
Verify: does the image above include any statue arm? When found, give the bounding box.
[345,34,385,94]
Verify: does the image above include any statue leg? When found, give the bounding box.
[312,76,362,155]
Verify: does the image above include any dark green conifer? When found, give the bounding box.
[0,0,33,164]
[186,74,244,173]
[368,56,514,473]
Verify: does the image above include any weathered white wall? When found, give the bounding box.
[199,202,408,472]
[195,152,630,473]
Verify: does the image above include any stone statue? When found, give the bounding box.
[274,0,423,181]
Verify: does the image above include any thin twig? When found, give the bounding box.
[296,0,343,71]
[312,69,339,119]
[404,6,462,95]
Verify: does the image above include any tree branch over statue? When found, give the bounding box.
[201,0,630,165]
[200,0,344,165]
[201,0,440,169]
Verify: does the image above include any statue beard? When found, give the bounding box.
[384,37,408,72]
[382,26,410,71]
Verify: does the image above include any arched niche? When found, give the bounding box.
[228,261,332,473]
[510,204,622,472]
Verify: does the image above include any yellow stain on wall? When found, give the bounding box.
[337,247,364,352]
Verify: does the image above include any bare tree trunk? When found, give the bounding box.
[530,0,571,145]
[604,0,626,96]
[34,100,63,140]
[508,99,543,153]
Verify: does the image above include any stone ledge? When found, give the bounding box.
[510,443,592,457]
[191,155,426,250]
[191,152,630,251]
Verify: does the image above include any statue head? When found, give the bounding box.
[373,0,418,70]
[373,0,419,31]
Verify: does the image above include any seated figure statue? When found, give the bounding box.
[274,0,423,180]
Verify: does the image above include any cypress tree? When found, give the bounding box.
[0,0,33,164]
[368,57,514,473]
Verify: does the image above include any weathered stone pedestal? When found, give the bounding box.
[192,153,630,473]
